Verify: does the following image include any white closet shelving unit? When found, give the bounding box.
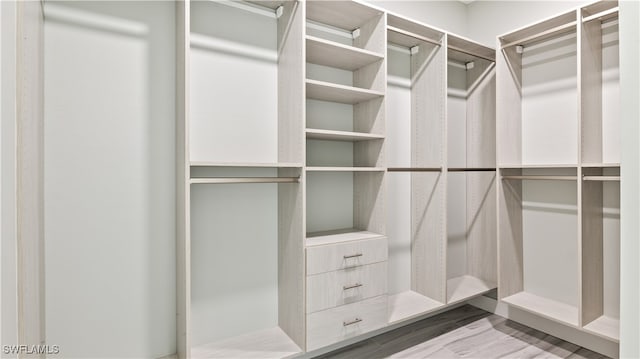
[445,34,497,305]
[304,0,387,244]
[303,1,389,351]
[386,14,448,324]
[385,13,497,325]
[176,1,305,358]
[497,0,620,342]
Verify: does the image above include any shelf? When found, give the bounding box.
[306,1,382,32]
[446,275,496,304]
[306,79,384,104]
[387,26,440,49]
[581,163,620,168]
[190,326,301,359]
[190,162,303,168]
[306,36,383,71]
[306,128,384,142]
[306,229,385,247]
[502,292,579,327]
[306,167,385,172]
[499,164,578,169]
[388,290,444,324]
[499,10,577,49]
[583,315,620,342]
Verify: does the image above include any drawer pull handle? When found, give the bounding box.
[343,253,363,259]
[343,283,363,290]
[343,318,362,327]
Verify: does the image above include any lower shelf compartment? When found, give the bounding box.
[388,290,444,324]
[583,315,620,342]
[447,275,496,304]
[191,327,301,359]
[501,291,579,327]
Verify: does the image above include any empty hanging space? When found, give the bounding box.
[184,1,305,356]
[445,35,497,305]
[385,14,448,323]
[498,167,580,327]
[497,11,579,167]
[305,0,385,172]
[189,0,303,167]
[189,166,303,358]
[581,1,620,167]
[581,167,620,341]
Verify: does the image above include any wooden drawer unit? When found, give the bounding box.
[306,237,388,275]
[307,262,388,313]
[306,295,388,351]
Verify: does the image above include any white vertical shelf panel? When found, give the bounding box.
[176,1,190,357]
[277,1,306,350]
[16,0,45,349]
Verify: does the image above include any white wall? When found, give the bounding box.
[43,2,175,357]
[466,1,591,47]
[368,0,468,35]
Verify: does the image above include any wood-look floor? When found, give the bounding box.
[318,305,610,359]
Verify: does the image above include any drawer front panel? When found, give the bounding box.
[307,295,388,351]
[307,262,387,313]
[307,237,387,275]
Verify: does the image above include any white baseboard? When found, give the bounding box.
[468,296,619,358]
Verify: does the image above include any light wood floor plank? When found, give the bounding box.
[319,305,610,359]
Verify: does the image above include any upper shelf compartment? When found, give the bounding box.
[387,13,444,49]
[305,1,386,96]
[581,1,618,23]
[499,10,577,49]
[497,9,579,167]
[306,1,385,54]
[189,0,304,166]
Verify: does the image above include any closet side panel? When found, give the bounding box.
[16,0,45,349]
[278,0,304,165]
[411,42,446,302]
[278,168,305,349]
[176,1,189,357]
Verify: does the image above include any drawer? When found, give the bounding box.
[307,237,387,275]
[307,262,387,313]
[307,295,388,351]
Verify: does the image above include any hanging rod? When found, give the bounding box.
[387,26,442,47]
[387,167,442,172]
[582,176,620,182]
[448,45,495,63]
[500,21,576,50]
[502,175,577,181]
[190,177,300,184]
[448,168,496,172]
[582,7,618,23]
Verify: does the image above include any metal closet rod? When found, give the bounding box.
[387,167,496,172]
[582,175,620,182]
[190,176,300,184]
[388,167,442,172]
[448,167,496,172]
[502,175,576,181]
